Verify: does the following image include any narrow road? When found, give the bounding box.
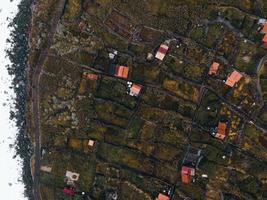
[31,0,66,199]
[53,53,267,133]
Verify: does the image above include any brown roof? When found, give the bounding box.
[216,122,227,140]
[225,70,242,87]
[209,62,220,75]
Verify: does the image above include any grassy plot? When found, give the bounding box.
[235,41,266,75]
[162,77,200,103]
[241,123,267,161]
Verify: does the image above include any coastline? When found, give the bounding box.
[6,0,34,199]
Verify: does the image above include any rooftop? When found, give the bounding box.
[155,193,170,200]
[225,70,243,87]
[129,83,142,96]
[115,65,129,78]
[215,122,228,140]
[209,62,220,75]
[155,43,169,61]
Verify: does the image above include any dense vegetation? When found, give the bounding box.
[6,0,33,199]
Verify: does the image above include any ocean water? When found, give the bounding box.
[0,0,27,199]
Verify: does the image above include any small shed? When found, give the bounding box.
[155,43,169,61]
[155,193,170,200]
[88,139,95,147]
[114,65,129,78]
[209,62,220,75]
[66,171,80,181]
[40,165,52,173]
[225,70,243,87]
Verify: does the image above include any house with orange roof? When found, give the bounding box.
[209,62,220,75]
[155,193,170,200]
[214,121,228,140]
[82,72,98,80]
[129,83,142,96]
[155,43,169,61]
[225,70,243,87]
[114,65,129,78]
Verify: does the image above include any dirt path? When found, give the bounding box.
[31,0,66,199]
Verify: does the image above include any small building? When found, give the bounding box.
[181,166,195,184]
[225,70,243,87]
[214,121,228,140]
[63,186,75,196]
[66,171,80,181]
[82,72,98,80]
[88,139,95,147]
[40,165,52,173]
[129,83,142,96]
[155,193,170,200]
[114,65,129,78]
[209,62,220,75]
[155,43,169,61]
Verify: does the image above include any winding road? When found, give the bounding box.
[31,0,66,199]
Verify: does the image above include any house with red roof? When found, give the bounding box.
[181,146,202,184]
[181,166,195,184]
[155,193,170,200]
[114,65,129,78]
[209,62,220,75]
[225,70,243,87]
[155,43,169,61]
[129,83,142,96]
